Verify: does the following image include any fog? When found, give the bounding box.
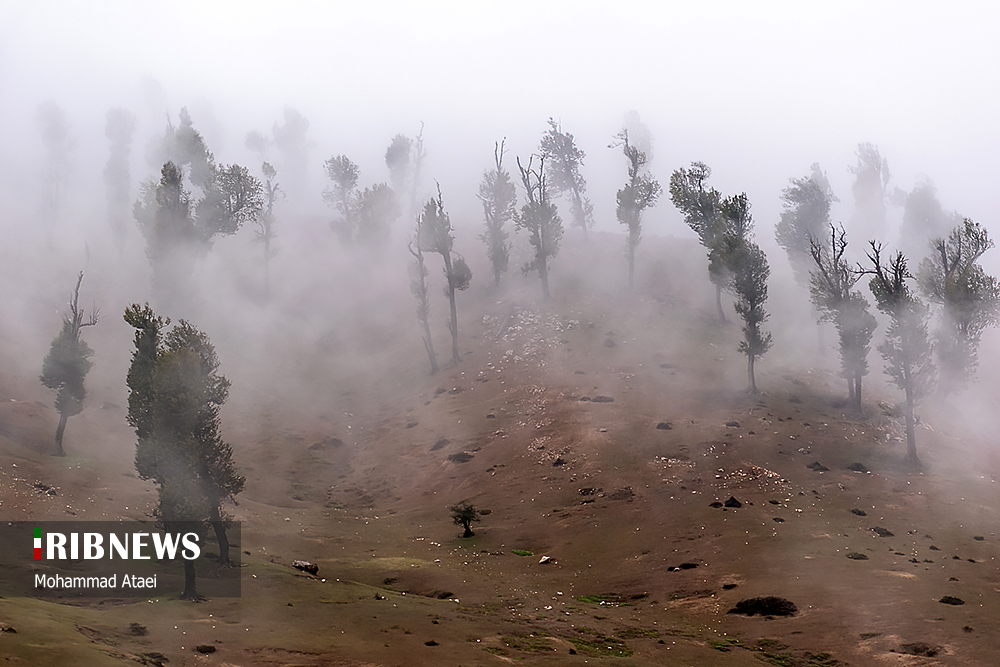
[2,2,1000,661]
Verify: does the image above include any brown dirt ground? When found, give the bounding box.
[2,234,1000,666]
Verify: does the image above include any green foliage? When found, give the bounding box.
[569,628,633,657]
[670,162,729,318]
[511,549,533,557]
[384,134,412,194]
[917,218,1000,393]
[41,321,93,419]
[613,129,661,288]
[41,273,97,455]
[478,141,516,287]
[124,304,244,525]
[775,163,835,285]
[539,119,593,233]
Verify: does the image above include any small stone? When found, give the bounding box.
[807,461,829,472]
[871,526,894,537]
[850,508,867,516]
[723,496,742,508]
[656,422,673,430]
[846,552,869,560]
[194,645,216,654]
[939,596,965,605]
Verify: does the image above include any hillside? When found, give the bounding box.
[1,233,999,666]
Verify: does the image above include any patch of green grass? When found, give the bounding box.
[709,638,741,652]
[569,629,633,657]
[483,646,508,656]
[511,549,533,557]
[501,633,554,653]
[616,627,658,639]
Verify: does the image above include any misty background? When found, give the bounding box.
[1,0,999,438]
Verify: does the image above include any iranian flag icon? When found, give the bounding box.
[34,527,41,559]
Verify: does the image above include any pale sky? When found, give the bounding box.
[2,0,997,240]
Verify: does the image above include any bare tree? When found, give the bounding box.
[408,223,438,375]
[478,140,516,288]
[809,225,876,409]
[516,156,563,300]
[863,244,935,465]
[41,272,99,456]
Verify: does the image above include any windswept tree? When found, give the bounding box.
[809,225,876,409]
[516,156,563,300]
[134,160,263,309]
[41,272,98,456]
[124,304,245,596]
[418,188,472,365]
[539,119,593,236]
[612,129,661,289]
[669,162,727,320]
[775,164,836,286]
[850,143,890,243]
[254,162,283,297]
[864,244,935,465]
[104,108,136,251]
[917,219,1000,394]
[450,501,481,538]
[323,155,360,243]
[720,195,772,391]
[408,220,438,374]
[478,140,516,288]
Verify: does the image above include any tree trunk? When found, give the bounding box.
[462,522,474,538]
[54,412,68,457]
[854,375,862,410]
[903,386,919,465]
[628,234,636,291]
[442,252,461,365]
[847,377,855,405]
[493,263,501,288]
[422,326,439,375]
[715,285,726,322]
[747,355,757,393]
[210,506,231,567]
[181,559,201,600]
[539,257,551,300]
[817,320,825,356]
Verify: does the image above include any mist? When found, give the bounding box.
[2,2,1000,664]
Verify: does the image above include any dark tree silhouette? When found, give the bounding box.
[669,162,727,320]
[898,179,960,262]
[917,218,1000,395]
[419,187,471,365]
[611,129,661,290]
[478,140,516,288]
[516,156,563,300]
[721,195,772,392]
[40,272,98,456]
[809,225,876,409]
[354,182,399,249]
[104,108,136,251]
[539,119,593,236]
[864,245,935,465]
[125,304,245,596]
[450,502,481,538]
